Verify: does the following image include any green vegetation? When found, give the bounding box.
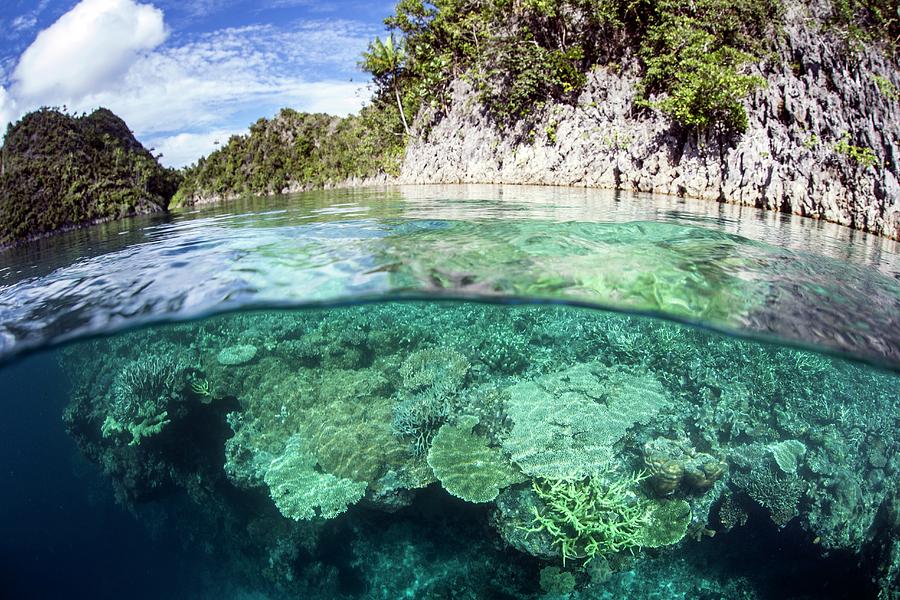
[362,34,413,135]
[524,473,652,565]
[176,0,897,203]
[0,107,180,245]
[179,0,790,201]
[175,108,405,205]
[376,0,780,133]
[829,0,900,53]
[638,0,775,132]
[834,133,880,167]
[873,74,899,100]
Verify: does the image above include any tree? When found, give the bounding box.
[362,34,412,135]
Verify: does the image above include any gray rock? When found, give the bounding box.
[399,0,900,240]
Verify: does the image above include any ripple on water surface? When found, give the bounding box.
[0,185,898,368]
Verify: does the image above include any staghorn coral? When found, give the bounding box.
[716,493,749,532]
[523,471,652,566]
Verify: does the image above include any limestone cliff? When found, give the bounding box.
[400,1,900,239]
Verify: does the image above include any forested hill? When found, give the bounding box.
[173,109,402,205]
[3,1,897,242]
[0,108,181,246]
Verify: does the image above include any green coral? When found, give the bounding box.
[503,364,669,479]
[539,566,577,595]
[217,344,258,366]
[426,415,523,503]
[399,346,469,393]
[524,473,652,566]
[101,411,170,447]
[101,355,186,445]
[734,467,805,526]
[300,395,408,485]
[638,499,692,547]
[768,439,807,474]
[264,435,367,521]
[392,347,470,455]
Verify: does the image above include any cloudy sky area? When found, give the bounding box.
[0,0,391,166]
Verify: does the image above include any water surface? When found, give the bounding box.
[1,185,899,599]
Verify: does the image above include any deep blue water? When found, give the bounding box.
[0,352,215,599]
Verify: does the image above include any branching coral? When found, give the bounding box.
[733,467,805,527]
[101,355,187,445]
[522,472,652,565]
[391,347,470,455]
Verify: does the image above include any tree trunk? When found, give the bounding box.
[394,87,410,136]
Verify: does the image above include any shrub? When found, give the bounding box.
[834,133,880,167]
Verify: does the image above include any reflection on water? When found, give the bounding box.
[1,185,898,367]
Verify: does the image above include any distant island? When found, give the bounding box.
[1,0,898,246]
[0,108,180,246]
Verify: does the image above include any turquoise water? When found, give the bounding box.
[1,186,899,598]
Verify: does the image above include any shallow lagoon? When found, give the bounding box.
[1,186,899,598]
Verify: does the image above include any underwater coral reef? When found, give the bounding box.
[59,302,899,598]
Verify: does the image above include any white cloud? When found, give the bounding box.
[72,23,372,139]
[146,128,241,168]
[11,0,167,101]
[10,15,38,32]
[0,87,17,133]
[0,3,377,166]
[2,0,51,39]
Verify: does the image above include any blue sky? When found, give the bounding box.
[0,0,393,166]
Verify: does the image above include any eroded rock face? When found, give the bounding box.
[400,0,899,240]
